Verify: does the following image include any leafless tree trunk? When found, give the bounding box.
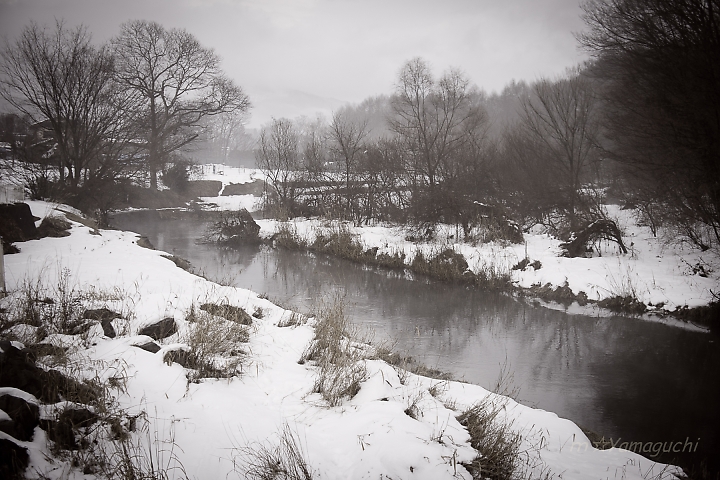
[112,20,251,189]
[255,118,301,218]
[390,58,488,225]
[520,72,599,229]
[0,21,132,188]
[330,110,369,222]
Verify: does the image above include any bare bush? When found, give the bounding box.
[457,398,522,480]
[299,299,368,406]
[100,413,190,480]
[233,423,314,480]
[177,306,250,381]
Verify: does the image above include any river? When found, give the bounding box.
[111,211,720,476]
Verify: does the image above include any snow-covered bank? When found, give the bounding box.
[0,200,685,479]
[193,164,719,317]
[252,210,718,319]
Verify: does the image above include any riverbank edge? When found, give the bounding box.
[110,207,719,332]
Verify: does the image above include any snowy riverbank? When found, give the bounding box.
[0,200,687,479]
[194,165,719,319]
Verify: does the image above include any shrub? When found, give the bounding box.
[233,423,314,480]
[204,209,261,246]
[457,398,522,480]
[411,248,469,283]
[176,306,250,381]
[373,347,452,384]
[310,224,364,261]
[299,299,368,406]
[272,222,307,249]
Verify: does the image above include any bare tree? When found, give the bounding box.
[205,110,249,163]
[520,72,599,229]
[112,20,250,189]
[0,21,136,189]
[255,118,302,217]
[580,0,720,249]
[329,109,369,222]
[390,57,488,224]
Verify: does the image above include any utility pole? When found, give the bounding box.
[0,236,5,297]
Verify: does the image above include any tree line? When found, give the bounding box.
[1,0,717,252]
[257,0,720,252]
[0,20,250,224]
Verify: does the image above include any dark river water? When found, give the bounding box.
[112,212,720,476]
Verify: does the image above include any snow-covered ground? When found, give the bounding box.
[0,200,686,479]
[194,165,719,315]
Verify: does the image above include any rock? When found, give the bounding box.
[136,236,155,249]
[0,437,29,479]
[0,390,40,442]
[25,343,67,359]
[68,320,96,336]
[133,340,161,353]
[0,341,43,399]
[100,320,117,338]
[138,317,177,340]
[36,215,71,238]
[42,369,99,405]
[2,242,20,254]
[83,308,122,322]
[200,303,252,325]
[83,308,121,338]
[0,203,38,243]
[47,407,98,450]
[163,348,194,368]
[0,341,97,403]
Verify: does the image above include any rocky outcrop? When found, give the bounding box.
[138,317,177,340]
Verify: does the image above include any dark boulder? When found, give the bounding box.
[138,317,177,340]
[83,308,121,322]
[133,340,161,354]
[200,303,252,325]
[0,437,29,479]
[0,203,38,243]
[36,215,71,238]
[0,341,97,403]
[0,391,40,441]
[25,343,68,359]
[44,407,98,450]
[163,348,194,368]
[0,341,43,399]
[83,308,121,338]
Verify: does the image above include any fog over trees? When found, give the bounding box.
[1,0,718,253]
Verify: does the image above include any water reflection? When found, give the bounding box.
[111,214,719,474]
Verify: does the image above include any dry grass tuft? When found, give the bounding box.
[457,398,522,480]
[299,299,368,406]
[373,347,453,383]
[200,302,253,325]
[233,423,314,480]
[179,307,250,381]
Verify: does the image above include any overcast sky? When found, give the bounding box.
[0,0,589,129]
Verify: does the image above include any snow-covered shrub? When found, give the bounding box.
[299,299,368,407]
[180,306,249,381]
